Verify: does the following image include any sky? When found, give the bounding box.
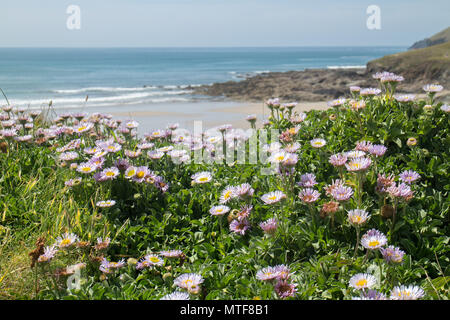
[0,0,449,47]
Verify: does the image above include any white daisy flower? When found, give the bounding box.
[310,138,326,148]
[390,285,425,300]
[161,291,190,300]
[209,205,230,216]
[55,232,79,248]
[347,209,370,226]
[96,200,116,208]
[124,166,137,179]
[349,273,377,290]
[219,186,237,204]
[191,171,212,184]
[361,229,387,250]
[174,273,204,292]
[261,191,286,205]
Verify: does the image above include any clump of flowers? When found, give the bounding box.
[174,273,204,295]
[256,265,297,299]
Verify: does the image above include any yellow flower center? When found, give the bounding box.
[350,163,361,169]
[356,279,368,287]
[199,177,209,182]
[149,257,160,263]
[60,239,71,246]
[183,279,193,286]
[136,171,145,179]
[106,171,115,177]
[82,167,92,172]
[127,170,135,177]
[368,240,380,247]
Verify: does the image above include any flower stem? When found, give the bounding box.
[353,227,360,258]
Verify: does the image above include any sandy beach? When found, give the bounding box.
[84,100,331,132]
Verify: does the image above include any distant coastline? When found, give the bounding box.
[193,42,450,103]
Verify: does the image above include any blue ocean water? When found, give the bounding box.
[0,47,405,109]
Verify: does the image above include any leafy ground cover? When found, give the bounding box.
[0,73,449,300]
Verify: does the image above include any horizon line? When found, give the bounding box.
[0,45,409,49]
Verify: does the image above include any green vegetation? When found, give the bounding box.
[0,73,449,300]
[367,42,450,89]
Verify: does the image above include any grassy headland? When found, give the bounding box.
[194,28,450,103]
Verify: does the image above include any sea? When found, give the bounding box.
[0,47,405,130]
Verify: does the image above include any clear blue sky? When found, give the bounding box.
[0,0,448,47]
